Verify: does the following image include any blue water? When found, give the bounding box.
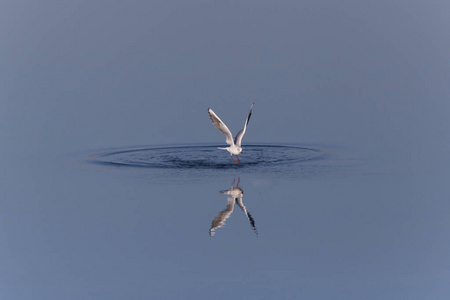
[2,1,449,299]
[89,144,324,168]
[2,138,448,300]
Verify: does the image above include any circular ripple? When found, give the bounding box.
[89,144,326,170]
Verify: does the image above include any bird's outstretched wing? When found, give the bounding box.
[208,108,234,146]
[209,197,235,237]
[236,197,258,236]
[234,103,254,147]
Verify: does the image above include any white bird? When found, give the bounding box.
[208,103,254,164]
[209,178,257,237]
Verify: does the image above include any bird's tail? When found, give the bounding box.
[217,147,228,150]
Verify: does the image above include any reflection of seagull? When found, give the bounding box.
[209,178,258,237]
[208,103,254,164]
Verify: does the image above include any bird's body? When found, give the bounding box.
[217,145,242,156]
[208,103,254,163]
[220,186,244,197]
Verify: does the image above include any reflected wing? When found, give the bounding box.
[209,198,235,237]
[208,108,234,146]
[236,196,258,236]
[234,103,254,147]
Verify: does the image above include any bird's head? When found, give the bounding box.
[237,147,243,154]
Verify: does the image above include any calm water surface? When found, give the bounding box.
[2,1,449,298]
[2,142,448,300]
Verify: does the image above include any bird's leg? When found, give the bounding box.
[236,155,240,163]
[231,155,236,164]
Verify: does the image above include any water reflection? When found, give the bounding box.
[209,178,258,237]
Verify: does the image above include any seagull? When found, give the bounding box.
[209,178,258,237]
[208,103,254,163]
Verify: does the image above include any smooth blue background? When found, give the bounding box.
[1,1,449,299]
